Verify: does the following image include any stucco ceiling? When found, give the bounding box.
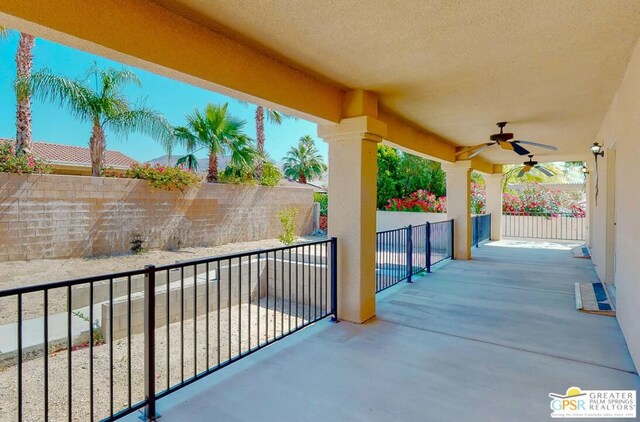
[154,0,640,164]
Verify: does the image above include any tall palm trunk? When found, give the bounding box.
[299,173,307,184]
[89,121,106,177]
[255,106,265,179]
[207,151,218,182]
[15,33,35,154]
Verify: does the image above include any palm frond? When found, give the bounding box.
[264,108,297,124]
[173,125,198,151]
[25,69,95,121]
[103,68,141,92]
[227,135,257,168]
[105,106,174,154]
[176,154,199,171]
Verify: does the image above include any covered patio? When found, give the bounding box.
[2,1,640,420]
[122,242,637,421]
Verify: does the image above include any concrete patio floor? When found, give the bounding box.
[124,240,638,421]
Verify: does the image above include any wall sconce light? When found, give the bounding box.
[591,142,604,158]
[581,164,590,175]
[591,142,604,205]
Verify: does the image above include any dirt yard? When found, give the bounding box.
[0,298,317,422]
[0,236,319,324]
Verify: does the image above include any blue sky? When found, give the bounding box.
[0,30,324,162]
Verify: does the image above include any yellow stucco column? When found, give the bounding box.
[318,116,386,323]
[442,161,472,260]
[484,173,503,240]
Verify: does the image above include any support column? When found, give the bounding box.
[484,173,503,240]
[318,115,386,323]
[443,161,472,260]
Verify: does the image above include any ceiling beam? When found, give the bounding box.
[378,109,457,163]
[0,0,343,123]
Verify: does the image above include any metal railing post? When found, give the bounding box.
[330,237,338,322]
[450,219,455,259]
[406,225,413,283]
[143,265,157,421]
[475,216,479,248]
[425,221,431,273]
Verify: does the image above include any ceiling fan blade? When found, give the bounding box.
[455,143,491,156]
[510,142,530,156]
[536,165,554,177]
[498,140,514,151]
[513,140,558,151]
[466,144,493,159]
[518,165,533,177]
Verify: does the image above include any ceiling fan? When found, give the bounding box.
[516,155,554,177]
[456,122,558,159]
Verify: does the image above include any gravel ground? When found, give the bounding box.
[0,298,321,422]
[0,236,319,325]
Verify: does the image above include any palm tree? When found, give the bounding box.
[282,135,327,184]
[175,103,257,182]
[237,100,295,179]
[15,32,35,154]
[254,106,296,179]
[25,65,173,176]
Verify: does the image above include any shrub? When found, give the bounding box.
[260,161,282,186]
[385,190,446,213]
[502,184,585,216]
[277,208,298,245]
[471,182,486,214]
[104,163,201,192]
[313,192,328,216]
[218,163,256,185]
[0,141,51,174]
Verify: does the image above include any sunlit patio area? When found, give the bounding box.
[121,241,637,421]
[2,2,640,420]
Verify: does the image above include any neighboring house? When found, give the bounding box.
[147,154,230,173]
[27,141,138,175]
[278,177,317,190]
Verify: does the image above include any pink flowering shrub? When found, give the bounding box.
[104,163,201,192]
[503,184,585,216]
[471,182,486,214]
[385,190,447,213]
[0,140,51,174]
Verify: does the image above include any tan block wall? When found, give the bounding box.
[0,173,314,261]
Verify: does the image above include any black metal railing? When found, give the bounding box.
[471,214,491,247]
[375,220,454,292]
[429,219,455,265]
[0,238,337,422]
[502,212,587,241]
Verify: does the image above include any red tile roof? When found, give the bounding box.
[2,140,138,168]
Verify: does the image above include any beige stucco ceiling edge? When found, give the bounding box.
[0,0,343,124]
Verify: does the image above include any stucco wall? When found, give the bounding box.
[376,211,448,232]
[591,35,640,370]
[0,173,314,261]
